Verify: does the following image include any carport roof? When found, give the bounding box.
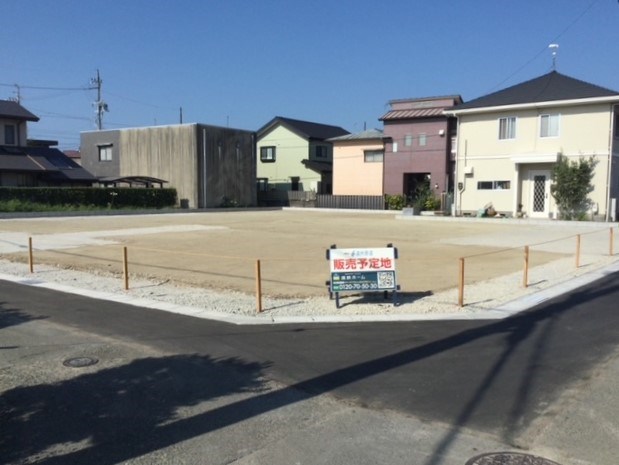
[98,176,168,187]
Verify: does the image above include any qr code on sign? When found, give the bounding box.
[377,271,395,289]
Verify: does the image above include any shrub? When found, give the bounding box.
[550,155,597,220]
[0,187,177,211]
[385,194,406,210]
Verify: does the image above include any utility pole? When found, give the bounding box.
[91,69,108,130]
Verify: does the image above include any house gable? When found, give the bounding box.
[257,116,349,141]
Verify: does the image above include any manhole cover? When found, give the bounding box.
[465,452,562,465]
[63,357,99,368]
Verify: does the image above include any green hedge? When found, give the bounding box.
[0,187,177,210]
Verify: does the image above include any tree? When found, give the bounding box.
[550,154,597,220]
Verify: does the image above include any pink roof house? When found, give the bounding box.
[380,96,461,203]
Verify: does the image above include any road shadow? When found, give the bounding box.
[0,301,48,330]
[3,271,619,464]
[1,354,271,465]
[334,290,432,308]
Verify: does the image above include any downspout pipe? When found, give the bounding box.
[605,104,615,222]
[444,110,460,215]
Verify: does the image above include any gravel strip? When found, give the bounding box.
[2,254,618,323]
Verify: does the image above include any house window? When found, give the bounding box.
[498,117,516,140]
[404,135,413,146]
[98,144,113,162]
[290,176,300,191]
[364,150,384,163]
[477,180,511,190]
[613,112,619,138]
[392,142,398,153]
[540,114,560,137]
[315,145,327,158]
[4,124,16,145]
[260,146,276,162]
[419,133,427,146]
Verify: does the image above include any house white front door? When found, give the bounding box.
[529,170,551,218]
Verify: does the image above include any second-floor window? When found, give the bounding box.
[315,145,327,158]
[98,144,113,162]
[418,133,427,146]
[540,114,560,137]
[364,150,384,163]
[4,124,16,145]
[498,117,516,140]
[260,146,276,162]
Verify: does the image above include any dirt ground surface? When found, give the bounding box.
[0,209,616,299]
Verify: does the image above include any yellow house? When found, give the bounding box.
[256,116,349,194]
[447,72,619,220]
[329,129,387,196]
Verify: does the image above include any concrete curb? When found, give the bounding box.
[2,259,618,325]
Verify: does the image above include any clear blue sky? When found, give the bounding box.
[2,0,619,150]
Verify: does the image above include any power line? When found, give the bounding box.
[0,82,93,91]
[488,0,602,93]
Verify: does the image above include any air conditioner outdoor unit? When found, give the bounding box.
[438,129,445,136]
[464,166,474,175]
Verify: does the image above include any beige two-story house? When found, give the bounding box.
[447,72,619,220]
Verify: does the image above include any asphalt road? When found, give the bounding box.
[2,272,619,465]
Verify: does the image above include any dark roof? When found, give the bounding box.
[257,116,349,140]
[451,71,619,111]
[0,145,96,182]
[301,159,332,174]
[0,100,39,121]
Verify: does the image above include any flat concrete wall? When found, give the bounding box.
[81,130,121,178]
[81,124,256,208]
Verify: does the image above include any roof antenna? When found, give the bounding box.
[549,44,559,71]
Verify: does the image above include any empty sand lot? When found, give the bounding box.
[0,209,615,299]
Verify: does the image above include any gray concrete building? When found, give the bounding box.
[81,124,256,208]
